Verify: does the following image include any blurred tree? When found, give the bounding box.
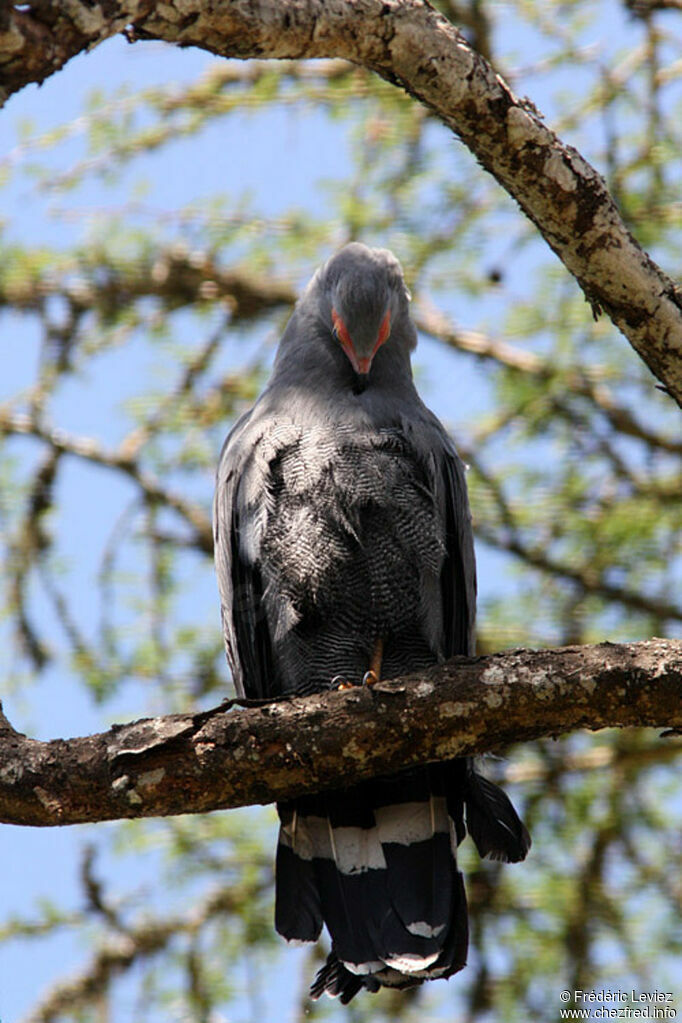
[0,1,681,1022]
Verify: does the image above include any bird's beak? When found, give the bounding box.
[353,355,372,376]
[332,309,391,381]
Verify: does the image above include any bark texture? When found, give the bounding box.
[2,0,682,404]
[1,639,680,828]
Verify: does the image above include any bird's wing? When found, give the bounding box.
[213,412,279,700]
[439,445,477,658]
[437,442,531,862]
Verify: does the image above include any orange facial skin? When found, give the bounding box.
[332,308,391,376]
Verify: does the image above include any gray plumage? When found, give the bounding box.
[213,243,530,1002]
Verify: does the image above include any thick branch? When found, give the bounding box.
[1,639,680,828]
[2,0,682,403]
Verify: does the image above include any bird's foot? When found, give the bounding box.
[362,670,379,687]
[331,675,356,691]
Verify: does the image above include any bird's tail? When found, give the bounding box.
[277,758,526,1002]
[275,759,529,1002]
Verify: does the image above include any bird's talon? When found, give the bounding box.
[331,675,355,691]
[362,670,379,686]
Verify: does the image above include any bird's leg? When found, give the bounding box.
[362,637,384,686]
[331,637,384,690]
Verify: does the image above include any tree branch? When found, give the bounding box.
[2,0,682,404]
[23,878,267,1023]
[415,304,682,457]
[1,638,680,828]
[0,407,213,551]
[0,245,295,324]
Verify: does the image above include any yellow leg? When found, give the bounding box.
[363,637,384,686]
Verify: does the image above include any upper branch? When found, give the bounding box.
[2,0,682,404]
[1,638,680,828]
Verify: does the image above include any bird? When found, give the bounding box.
[213,242,530,1003]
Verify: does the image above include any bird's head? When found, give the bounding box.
[321,243,413,391]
